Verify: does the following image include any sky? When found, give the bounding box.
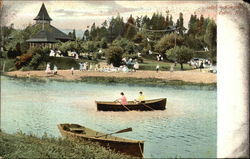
[1,1,217,30]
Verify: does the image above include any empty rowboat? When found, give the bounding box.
[57,123,144,157]
[96,98,167,111]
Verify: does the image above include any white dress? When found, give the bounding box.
[45,64,51,73]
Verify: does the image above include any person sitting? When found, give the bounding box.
[135,91,145,103]
[115,92,127,105]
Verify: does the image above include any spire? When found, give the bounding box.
[34,3,52,22]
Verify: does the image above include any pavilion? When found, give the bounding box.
[26,3,72,48]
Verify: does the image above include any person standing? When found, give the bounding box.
[45,63,51,74]
[156,64,160,72]
[53,65,58,75]
[79,62,83,71]
[71,67,74,75]
[199,61,204,72]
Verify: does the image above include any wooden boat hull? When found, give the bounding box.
[57,124,144,158]
[96,98,167,111]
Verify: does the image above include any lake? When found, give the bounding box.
[0,76,216,158]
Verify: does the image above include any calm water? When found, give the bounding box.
[0,76,216,158]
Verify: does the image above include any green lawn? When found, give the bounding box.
[139,58,192,71]
[1,55,193,72]
[0,131,136,159]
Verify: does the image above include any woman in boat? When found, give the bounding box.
[135,91,145,103]
[116,92,127,105]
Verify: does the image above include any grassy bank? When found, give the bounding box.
[2,74,216,88]
[80,76,216,88]
[0,131,135,158]
[140,58,192,71]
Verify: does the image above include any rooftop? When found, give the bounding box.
[34,3,52,21]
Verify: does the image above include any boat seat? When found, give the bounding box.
[69,127,86,134]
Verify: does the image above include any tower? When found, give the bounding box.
[33,3,52,24]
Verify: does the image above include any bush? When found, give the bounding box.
[15,53,33,69]
[29,53,42,69]
[105,46,124,67]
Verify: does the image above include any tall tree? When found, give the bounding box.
[90,23,97,40]
[108,15,125,42]
[83,29,90,41]
[72,29,76,40]
[165,15,170,27]
[204,19,217,63]
[169,15,173,26]
[178,13,184,35]
[125,15,137,40]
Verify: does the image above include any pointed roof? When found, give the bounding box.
[34,3,52,21]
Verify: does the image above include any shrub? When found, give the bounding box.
[105,46,124,67]
[29,53,42,69]
[15,53,33,69]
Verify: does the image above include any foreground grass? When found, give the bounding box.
[0,131,136,159]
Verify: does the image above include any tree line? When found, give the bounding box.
[1,11,216,70]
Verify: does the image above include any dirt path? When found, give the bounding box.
[4,69,216,84]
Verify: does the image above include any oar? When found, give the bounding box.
[94,127,132,138]
[115,100,131,111]
[135,100,154,110]
[141,103,154,110]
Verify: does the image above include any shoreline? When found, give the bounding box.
[2,69,217,86]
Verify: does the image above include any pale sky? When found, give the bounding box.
[2,1,217,30]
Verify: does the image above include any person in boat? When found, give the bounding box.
[115,92,127,105]
[135,91,145,103]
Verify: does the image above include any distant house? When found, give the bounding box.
[26,3,72,48]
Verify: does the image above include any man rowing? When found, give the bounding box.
[115,92,128,105]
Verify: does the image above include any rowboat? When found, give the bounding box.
[96,98,167,111]
[57,123,144,157]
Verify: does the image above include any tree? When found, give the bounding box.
[133,32,145,43]
[99,37,108,49]
[176,13,184,35]
[188,14,199,36]
[169,15,173,26]
[68,32,72,38]
[90,23,97,40]
[165,15,170,27]
[83,29,90,41]
[108,15,125,42]
[155,33,184,54]
[72,29,76,40]
[112,38,136,54]
[135,16,142,31]
[204,19,217,63]
[83,41,98,53]
[166,46,194,70]
[125,15,137,40]
[105,46,124,67]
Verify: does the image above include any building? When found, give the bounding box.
[26,3,72,48]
